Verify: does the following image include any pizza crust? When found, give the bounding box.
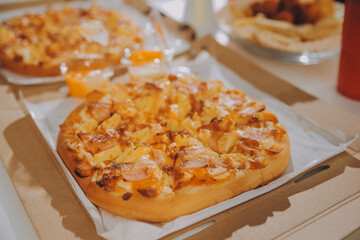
[0,52,122,77]
[57,103,93,191]
[262,132,290,185]
[0,52,61,77]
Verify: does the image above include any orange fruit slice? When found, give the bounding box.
[129,50,163,64]
[65,71,110,98]
[65,71,91,98]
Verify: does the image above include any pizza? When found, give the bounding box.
[0,5,143,77]
[57,74,290,222]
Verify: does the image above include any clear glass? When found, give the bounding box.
[217,1,344,65]
[60,57,114,98]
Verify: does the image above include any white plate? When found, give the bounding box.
[23,51,357,240]
[216,1,344,65]
[0,0,189,85]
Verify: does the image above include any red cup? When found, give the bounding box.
[337,0,360,101]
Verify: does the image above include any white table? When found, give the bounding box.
[0,159,38,240]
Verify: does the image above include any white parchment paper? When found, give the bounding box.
[23,52,357,240]
[0,0,189,85]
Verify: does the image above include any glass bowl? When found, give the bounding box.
[216,1,344,65]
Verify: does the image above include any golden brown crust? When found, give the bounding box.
[0,52,61,76]
[84,169,265,222]
[0,52,121,77]
[57,103,93,190]
[58,133,289,222]
[262,132,290,185]
[56,75,291,222]
[86,183,175,222]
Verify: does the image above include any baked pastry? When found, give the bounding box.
[0,5,143,77]
[57,74,290,222]
[227,0,343,52]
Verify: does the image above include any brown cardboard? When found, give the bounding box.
[0,1,359,240]
[0,84,102,239]
[159,36,360,240]
[162,152,360,240]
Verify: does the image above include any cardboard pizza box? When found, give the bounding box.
[0,1,359,240]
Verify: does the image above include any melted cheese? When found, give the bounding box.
[66,74,286,194]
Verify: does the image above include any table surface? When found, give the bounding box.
[0,1,360,240]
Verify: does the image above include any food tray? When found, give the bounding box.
[23,51,357,239]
